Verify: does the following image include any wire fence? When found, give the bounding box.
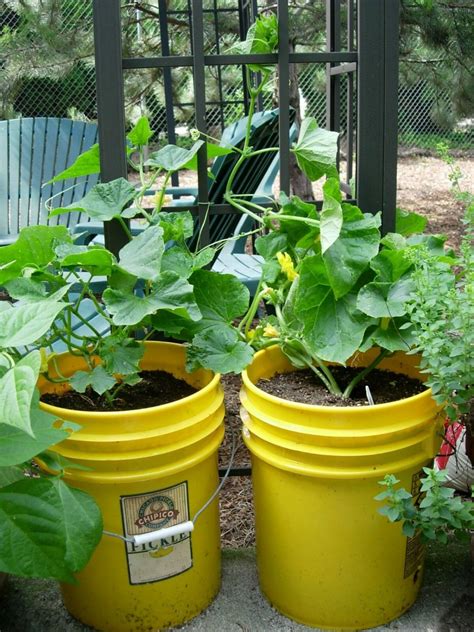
[1,0,472,151]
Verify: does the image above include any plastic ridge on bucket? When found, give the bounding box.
[38,341,225,632]
[240,346,444,631]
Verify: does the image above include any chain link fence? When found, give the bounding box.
[1,0,472,151]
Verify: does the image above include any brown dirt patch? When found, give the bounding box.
[41,371,197,411]
[256,366,425,407]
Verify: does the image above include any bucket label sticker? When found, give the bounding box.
[120,481,192,585]
[403,469,425,579]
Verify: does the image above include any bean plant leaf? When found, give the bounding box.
[0,225,71,285]
[145,141,204,172]
[320,177,343,254]
[322,205,381,299]
[117,224,164,281]
[292,118,339,182]
[49,178,136,221]
[0,392,76,467]
[49,477,103,574]
[47,144,100,183]
[187,325,253,374]
[127,116,153,147]
[69,365,117,395]
[0,351,40,436]
[0,466,25,488]
[0,301,66,347]
[0,477,102,581]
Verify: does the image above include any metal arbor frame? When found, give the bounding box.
[92,0,399,255]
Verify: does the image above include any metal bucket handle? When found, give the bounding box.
[103,424,237,547]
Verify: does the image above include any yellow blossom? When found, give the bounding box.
[263,324,279,338]
[276,251,298,281]
[246,329,256,341]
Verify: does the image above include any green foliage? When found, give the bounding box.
[405,169,473,424]
[376,469,474,543]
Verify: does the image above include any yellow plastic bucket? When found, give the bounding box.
[241,346,443,630]
[39,341,224,632]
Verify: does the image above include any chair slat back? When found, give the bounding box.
[0,117,99,244]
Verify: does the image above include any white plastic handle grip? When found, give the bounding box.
[132,520,194,546]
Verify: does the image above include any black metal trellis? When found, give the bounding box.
[92,0,399,257]
[92,0,399,477]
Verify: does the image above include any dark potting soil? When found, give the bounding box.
[41,370,197,412]
[256,366,426,407]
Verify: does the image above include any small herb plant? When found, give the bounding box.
[376,470,474,543]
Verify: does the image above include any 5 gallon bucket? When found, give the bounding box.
[241,346,443,630]
[39,341,225,632]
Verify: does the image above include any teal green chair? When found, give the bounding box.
[0,117,99,246]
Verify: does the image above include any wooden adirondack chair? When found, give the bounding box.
[0,117,99,246]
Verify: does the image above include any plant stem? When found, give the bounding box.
[238,279,263,335]
[343,349,390,399]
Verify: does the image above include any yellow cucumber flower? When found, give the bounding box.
[263,324,279,338]
[276,251,298,281]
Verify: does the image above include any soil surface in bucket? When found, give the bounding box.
[256,366,426,407]
[41,370,197,411]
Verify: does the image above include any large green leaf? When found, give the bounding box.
[127,116,153,147]
[56,243,115,276]
[395,208,427,236]
[104,272,200,326]
[322,205,381,299]
[0,392,75,467]
[161,246,194,278]
[0,477,102,581]
[0,225,71,285]
[48,144,100,183]
[187,325,253,374]
[182,142,234,171]
[370,249,413,282]
[0,352,40,436]
[0,301,66,347]
[255,232,288,260]
[301,292,374,364]
[117,224,164,281]
[292,118,339,181]
[190,270,250,328]
[157,211,194,242]
[320,178,343,254]
[49,178,136,221]
[0,466,25,488]
[276,193,318,247]
[145,141,204,172]
[360,320,415,354]
[356,279,412,319]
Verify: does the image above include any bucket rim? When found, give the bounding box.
[39,340,222,420]
[242,346,434,414]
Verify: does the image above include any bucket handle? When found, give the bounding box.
[103,424,237,547]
